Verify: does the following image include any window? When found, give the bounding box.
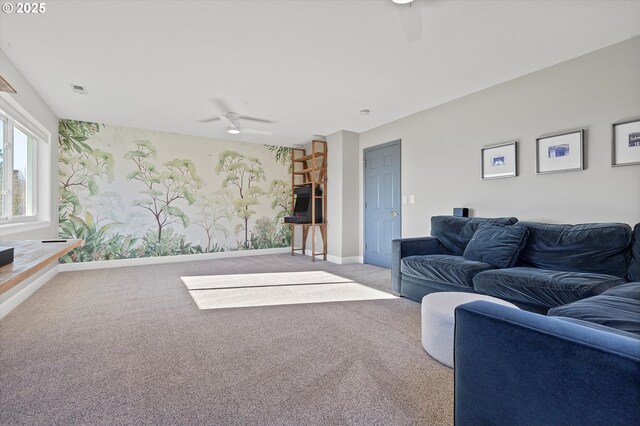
[0,110,40,223]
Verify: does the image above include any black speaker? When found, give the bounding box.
[453,208,469,217]
[0,246,14,267]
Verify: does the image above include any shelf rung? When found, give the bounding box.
[293,167,326,175]
[293,180,326,186]
[293,153,325,162]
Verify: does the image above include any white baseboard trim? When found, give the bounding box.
[326,255,363,265]
[58,247,291,272]
[344,256,364,264]
[0,263,59,320]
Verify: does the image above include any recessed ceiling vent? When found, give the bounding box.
[70,83,88,94]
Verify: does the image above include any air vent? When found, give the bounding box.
[70,83,88,94]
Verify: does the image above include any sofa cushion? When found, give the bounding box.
[548,282,640,336]
[463,223,528,268]
[514,222,632,278]
[401,255,494,289]
[628,223,640,282]
[600,281,640,298]
[430,216,518,256]
[473,267,626,309]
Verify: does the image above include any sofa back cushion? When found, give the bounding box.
[628,223,640,282]
[514,222,632,278]
[430,216,518,256]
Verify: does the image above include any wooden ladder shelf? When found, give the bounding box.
[288,140,327,261]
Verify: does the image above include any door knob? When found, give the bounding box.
[390,211,398,216]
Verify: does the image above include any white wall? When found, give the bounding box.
[358,36,640,257]
[0,48,59,241]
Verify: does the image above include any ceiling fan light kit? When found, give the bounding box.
[227,127,240,134]
[392,0,414,4]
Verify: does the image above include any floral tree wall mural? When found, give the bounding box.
[194,189,232,253]
[58,119,292,262]
[215,150,266,249]
[125,141,201,242]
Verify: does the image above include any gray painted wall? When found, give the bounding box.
[325,132,343,258]
[358,36,640,256]
[323,130,359,261]
[0,48,59,241]
[340,131,360,259]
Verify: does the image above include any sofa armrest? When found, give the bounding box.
[454,301,640,426]
[391,236,443,296]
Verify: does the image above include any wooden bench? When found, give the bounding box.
[0,239,83,295]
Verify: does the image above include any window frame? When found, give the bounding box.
[0,108,41,224]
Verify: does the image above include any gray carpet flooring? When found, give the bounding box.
[0,254,453,425]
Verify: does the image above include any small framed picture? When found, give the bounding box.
[612,118,640,167]
[536,129,584,174]
[482,141,517,179]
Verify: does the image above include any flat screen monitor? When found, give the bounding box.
[293,196,310,213]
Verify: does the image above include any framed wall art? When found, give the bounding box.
[536,129,584,174]
[612,118,640,167]
[481,141,517,179]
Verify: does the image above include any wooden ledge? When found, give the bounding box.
[0,239,83,295]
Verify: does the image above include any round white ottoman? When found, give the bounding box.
[421,292,519,368]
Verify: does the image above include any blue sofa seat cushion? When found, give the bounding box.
[401,255,494,289]
[601,281,640,298]
[430,216,518,256]
[514,222,632,278]
[463,223,528,268]
[473,267,626,309]
[548,282,640,336]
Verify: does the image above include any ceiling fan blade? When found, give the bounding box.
[211,98,233,113]
[239,115,274,124]
[240,128,273,135]
[218,114,235,128]
[396,2,422,42]
[198,116,221,123]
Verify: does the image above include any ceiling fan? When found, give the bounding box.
[391,0,423,43]
[200,99,274,135]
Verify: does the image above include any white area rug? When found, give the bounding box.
[181,271,397,309]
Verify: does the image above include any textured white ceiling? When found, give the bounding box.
[1,0,639,146]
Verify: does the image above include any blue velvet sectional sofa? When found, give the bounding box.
[393,217,640,425]
[392,216,635,313]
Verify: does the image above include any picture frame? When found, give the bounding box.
[612,118,640,167]
[536,129,584,174]
[481,141,517,179]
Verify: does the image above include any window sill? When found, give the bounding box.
[0,220,51,238]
